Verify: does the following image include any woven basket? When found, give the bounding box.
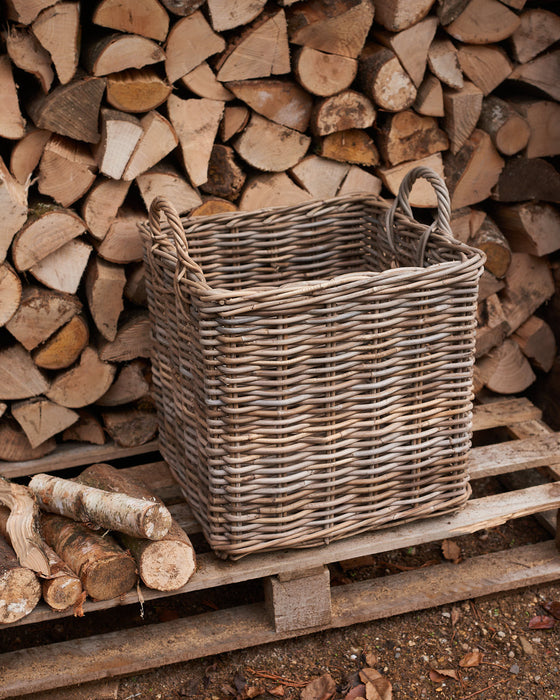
[139,167,485,559]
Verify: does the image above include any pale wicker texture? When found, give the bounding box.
[140,168,485,559]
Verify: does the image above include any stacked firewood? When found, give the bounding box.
[0,0,559,460]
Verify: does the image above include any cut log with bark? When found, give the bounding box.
[509,9,560,64]
[478,96,530,157]
[372,0,434,32]
[32,314,90,370]
[200,145,246,201]
[442,82,483,154]
[165,11,226,83]
[30,473,172,540]
[492,202,560,258]
[457,45,512,96]
[293,46,357,97]
[413,75,444,117]
[0,263,22,328]
[508,49,560,102]
[62,410,106,445]
[180,62,233,102]
[511,100,560,160]
[12,398,78,449]
[477,338,536,394]
[0,55,26,140]
[95,109,143,180]
[0,155,28,261]
[290,156,350,200]
[337,165,382,197]
[444,129,505,209]
[85,34,165,77]
[95,207,146,264]
[513,316,556,373]
[445,0,520,44]
[38,136,97,207]
[0,535,42,623]
[378,153,445,208]
[207,0,267,31]
[427,38,463,90]
[376,110,448,166]
[106,69,172,114]
[46,346,116,408]
[239,172,312,211]
[220,105,250,142]
[5,0,59,25]
[191,197,238,216]
[359,44,416,112]
[478,269,505,301]
[121,111,178,181]
[9,128,51,185]
[100,406,158,447]
[92,0,170,42]
[124,264,147,306]
[469,216,512,279]
[41,513,137,600]
[76,463,195,591]
[5,25,54,93]
[226,80,312,132]
[137,165,203,215]
[318,129,379,166]
[492,157,560,204]
[475,293,510,358]
[311,90,375,136]
[159,0,204,15]
[82,178,131,241]
[30,238,92,294]
[233,113,310,172]
[27,76,106,143]
[0,420,56,461]
[96,360,150,407]
[32,2,80,85]
[98,310,152,362]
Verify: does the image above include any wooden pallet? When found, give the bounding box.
[1,397,560,698]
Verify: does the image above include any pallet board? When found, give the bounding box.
[0,397,559,698]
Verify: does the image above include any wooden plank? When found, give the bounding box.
[471,396,541,431]
[2,540,559,698]
[468,433,560,480]
[7,481,560,628]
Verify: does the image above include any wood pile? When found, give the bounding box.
[0,0,559,459]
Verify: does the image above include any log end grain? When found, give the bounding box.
[139,539,196,591]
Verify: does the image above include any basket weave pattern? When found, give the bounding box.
[140,169,484,559]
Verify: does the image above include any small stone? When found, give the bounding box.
[509,651,515,658]
[421,655,429,663]
[461,643,469,652]
[510,664,520,675]
[442,612,451,618]
[520,637,535,655]
[498,631,506,638]
[531,637,542,644]
[395,652,401,659]
[350,654,357,660]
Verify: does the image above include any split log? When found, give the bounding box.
[165,11,225,83]
[491,202,560,257]
[478,269,505,302]
[30,473,172,540]
[293,46,357,97]
[226,80,312,132]
[207,0,267,31]
[509,9,560,64]
[41,513,137,601]
[469,216,511,279]
[95,109,143,180]
[311,90,375,136]
[290,156,350,200]
[475,293,509,358]
[413,75,444,117]
[180,62,233,102]
[82,178,131,241]
[450,206,484,243]
[5,0,59,25]
[442,81,483,154]
[478,97,530,157]
[239,172,312,211]
[30,238,92,294]
[200,145,247,201]
[233,113,310,172]
[32,1,80,85]
[76,463,195,591]
[106,69,172,114]
[427,38,463,90]
[5,286,82,351]
[372,0,434,32]
[92,0,169,42]
[456,45,512,95]
[27,76,106,143]
[0,536,41,623]
[0,55,26,140]
[508,49,560,102]
[100,407,158,448]
[0,263,22,327]
[95,207,146,264]
[378,153,445,208]
[158,0,204,16]
[191,197,238,216]
[98,310,152,362]
[38,136,97,207]
[359,45,416,112]
[0,420,56,461]
[32,314,90,370]
[220,105,250,142]
[376,110,448,166]
[0,506,82,612]
[0,405,6,419]
[137,165,203,214]
[85,34,165,77]
[124,264,147,306]
[9,128,51,185]
[167,96,225,186]
[121,111,178,181]
[491,157,560,204]
[372,16,437,87]
[0,477,50,576]
[46,346,117,408]
[445,0,520,44]
[96,360,150,407]
[215,10,290,81]
[5,25,54,93]
[337,166,382,197]
[287,0,374,58]
[62,410,106,445]
[500,252,555,333]
[12,398,78,449]
[511,100,560,159]
[513,316,556,373]
[477,339,536,394]
[318,129,379,166]
[443,129,505,209]
[85,258,126,341]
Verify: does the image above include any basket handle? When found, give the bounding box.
[385,166,453,266]
[148,196,208,286]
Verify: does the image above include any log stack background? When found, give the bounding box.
[0,0,559,460]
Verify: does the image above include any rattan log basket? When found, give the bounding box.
[140,167,485,560]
